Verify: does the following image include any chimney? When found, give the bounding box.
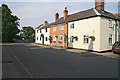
[55,13,59,21]
[95,0,104,11]
[44,21,48,25]
[64,7,68,18]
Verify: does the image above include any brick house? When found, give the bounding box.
[50,7,68,48]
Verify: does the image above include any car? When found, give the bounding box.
[112,42,120,54]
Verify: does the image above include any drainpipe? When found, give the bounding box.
[115,20,117,42]
[63,34,64,47]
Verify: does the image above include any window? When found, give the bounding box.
[40,30,41,33]
[53,27,56,31]
[40,37,41,41]
[84,35,89,43]
[46,37,48,41]
[109,34,112,44]
[109,19,113,28]
[53,36,56,41]
[60,25,64,30]
[70,23,74,29]
[37,30,38,33]
[119,35,120,41]
[116,21,119,27]
[37,37,38,40]
[59,35,63,42]
[46,28,47,32]
[70,36,74,43]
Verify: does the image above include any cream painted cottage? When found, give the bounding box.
[67,1,120,52]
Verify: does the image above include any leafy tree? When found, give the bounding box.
[2,4,20,43]
[20,26,35,42]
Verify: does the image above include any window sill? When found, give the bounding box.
[59,41,62,43]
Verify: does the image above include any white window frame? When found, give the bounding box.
[109,34,112,44]
[60,25,64,30]
[83,35,89,44]
[53,26,56,31]
[53,36,56,41]
[59,35,63,42]
[70,36,74,43]
[70,23,74,29]
[109,19,114,28]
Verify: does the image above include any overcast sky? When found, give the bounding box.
[0,1,119,29]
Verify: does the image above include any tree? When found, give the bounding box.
[2,4,20,43]
[20,26,35,42]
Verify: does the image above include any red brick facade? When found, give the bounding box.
[50,24,68,48]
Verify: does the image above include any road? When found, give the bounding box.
[2,43,119,78]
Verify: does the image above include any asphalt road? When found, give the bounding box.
[2,43,119,78]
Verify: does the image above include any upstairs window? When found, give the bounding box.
[53,36,56,41]
[46,28,47,32]
[40,30,41,33]
[53,27,56,31]
[84,35,89,43]
[109,19,114,28]
[46,37,48,41]
[60,25,64,30]
[109,34,112,44]
[59,35,63,42]
[70,23,74,29]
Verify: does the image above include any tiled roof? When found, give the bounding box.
[51,8,120,26]
[39,22,54,29]
[35,24,43,29]
[37,8,120,29]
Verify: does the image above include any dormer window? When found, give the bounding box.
[109,19,113,28]
[70,23,74,29]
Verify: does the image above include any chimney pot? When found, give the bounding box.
[44,21,48,25]
[55,13,59,21]
[64,7,68,18]
[95,0,104,11]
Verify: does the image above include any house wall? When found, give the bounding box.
[68,17,101,51]
[50,24,68,47]
[35,29,42,43]
[35,28,50,45]
[100,17,120,51]
[41,28,50,45]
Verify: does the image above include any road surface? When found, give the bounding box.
[2,43,119,78]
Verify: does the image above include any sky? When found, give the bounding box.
[0,0,120,29]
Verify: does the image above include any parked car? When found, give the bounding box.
[112,42,120,54]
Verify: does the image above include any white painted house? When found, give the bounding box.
[35,24,43,43]
[67,1,120,52]
[35,21,50,45]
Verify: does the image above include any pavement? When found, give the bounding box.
[2,43,119,78]
[32,43,120,59]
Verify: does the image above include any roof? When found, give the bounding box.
[36,8,120,29]
[51,8,120,26]
[39,22,54,29]
[35,24,43,29]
